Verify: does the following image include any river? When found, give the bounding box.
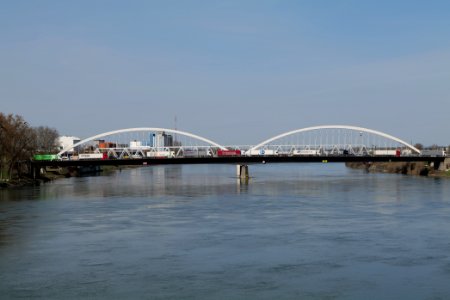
[1,164,450,299]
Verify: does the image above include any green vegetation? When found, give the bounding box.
[1,112,59,181]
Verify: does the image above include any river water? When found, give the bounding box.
[1,164,450,299]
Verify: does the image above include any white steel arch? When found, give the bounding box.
[57,127,227,156]
[249,125,421,154]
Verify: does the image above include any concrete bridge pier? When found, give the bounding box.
[236,164,249,179]
[438,158,450,171]
[29,163,41,179]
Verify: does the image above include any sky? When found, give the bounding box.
[1,0,450,146]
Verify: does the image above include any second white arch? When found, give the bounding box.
[249,125,421,154]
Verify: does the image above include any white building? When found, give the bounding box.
[58,136,81,153]
[129,140,150,149]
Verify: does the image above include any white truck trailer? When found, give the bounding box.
[244,149,278,156]
[183,149,212,157]
[292,149,321,156]
[78,153,104,160]
[373,150,398,156]
[420,150,446,157]
[146,151,175,158]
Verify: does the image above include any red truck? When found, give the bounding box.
[217,149,242,156]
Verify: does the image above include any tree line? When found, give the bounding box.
[0,112,59,180]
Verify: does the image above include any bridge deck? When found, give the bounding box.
[33,155,446,167]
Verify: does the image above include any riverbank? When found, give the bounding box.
[0,165,124,189]
[346,161,450,178]
[0,176,48,189]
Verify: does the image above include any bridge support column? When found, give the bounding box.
[438,158,450,171]
[236,164,249,179]
[30,163,41,179]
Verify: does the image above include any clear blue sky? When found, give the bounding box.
[1,0,450,145]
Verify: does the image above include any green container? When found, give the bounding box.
[33,154,58,161]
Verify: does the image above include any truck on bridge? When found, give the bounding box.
[146,151,175,158]
[244,149,278,156]
[420,149,447,157]
[291,149,322,156]
[373,149,401,156]
[217,149,242,157]
[183,149,212,157]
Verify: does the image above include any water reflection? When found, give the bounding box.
[3,164,448,203]
[1,164,450,299]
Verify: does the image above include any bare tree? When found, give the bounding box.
[0,113,6,179]
[430,144,440,150]
[414,143,424,150]
[33,126,59,153]
[0,113,37,179]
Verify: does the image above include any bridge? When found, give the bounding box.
[33,125,448,178]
